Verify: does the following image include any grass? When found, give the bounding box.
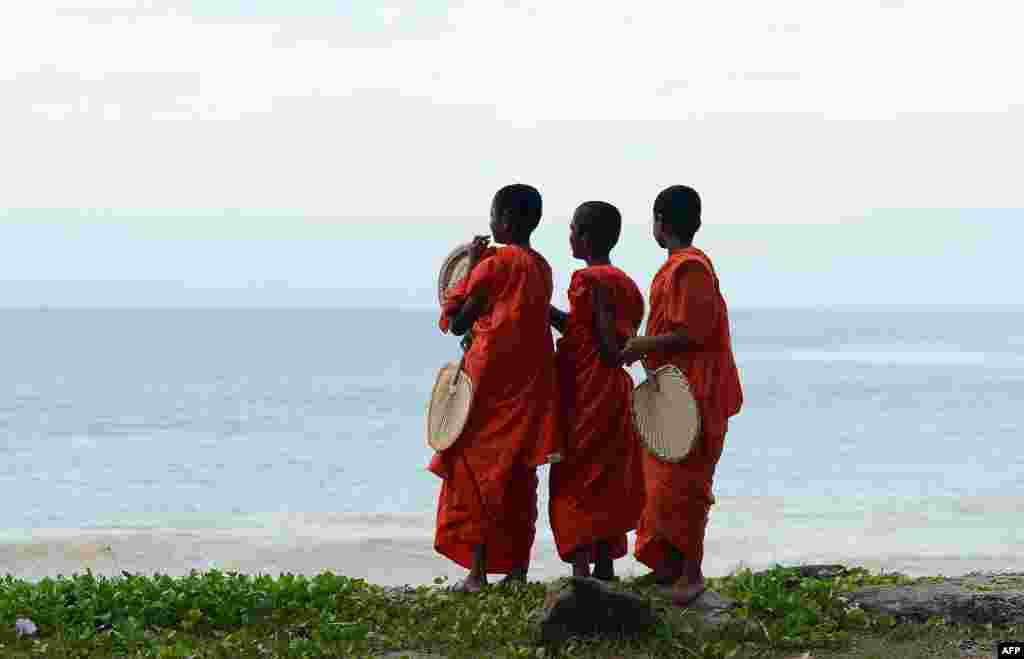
[0,565,1018,658]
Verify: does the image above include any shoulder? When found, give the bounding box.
[678,247,716,276]
[571,266,596,284]
[586,267,626,298]
[652,257,677,287]
[574,267,621,294]
[606,268,644,312]
[492,245,517,263]
[604,265,639,288]
[675,260,712,281]
[480,246,524,274]
[667,249,715,279]
[568,268,595,297]
[650,254,713,299]
[533,249,553,273]
[501,245,550,270]
[617,270,644,300]
[468,247,514,289]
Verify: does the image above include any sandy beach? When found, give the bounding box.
[3,497,1022,586]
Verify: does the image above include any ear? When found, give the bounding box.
[496,211,513,235]
[579,231,592,251]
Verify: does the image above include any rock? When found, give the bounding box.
[620,580,745,633]
[849,576,1024,626]
[682,589,739,629]
[538,577,660,642]
[687,588,736,612]
[673,589,765,637]
[960,572,1024,591]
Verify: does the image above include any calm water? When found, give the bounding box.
[1,308,1022,534]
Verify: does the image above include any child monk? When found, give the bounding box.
[620,185,743,606]
[430,183,563,593]
[548,201,645,581]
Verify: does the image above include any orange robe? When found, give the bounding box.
[550,266,646,563]
[429,245,564,574]
[634,247,743,571]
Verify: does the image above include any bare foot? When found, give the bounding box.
[635,559,683,586]
[498,568,528,586]
[572,553,591,578]
[659,576,706,607]
[449,575,487,593]
[593,559,615,581]
[593,541,614,581]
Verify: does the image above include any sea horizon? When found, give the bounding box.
[2,306,1022,585]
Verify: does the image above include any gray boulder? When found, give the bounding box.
[680,589,741,629]
[849,573,1024,626]
[537,577,660,642]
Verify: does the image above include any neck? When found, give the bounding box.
[585,255,611,267]
[665,237,692,254]
[508,238,531,249]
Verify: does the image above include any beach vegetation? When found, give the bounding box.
[0,565,1017,658]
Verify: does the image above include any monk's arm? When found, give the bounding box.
[621,263,715,361]
[450,291,488,336]
[549,305,569,334]
[626,329,697,355]
[590,284,622,367]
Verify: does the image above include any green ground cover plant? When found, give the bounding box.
[0,565,1016,658]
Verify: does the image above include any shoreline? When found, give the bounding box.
[3,510,1022,587]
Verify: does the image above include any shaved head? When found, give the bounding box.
[492,183,543,237]
[573,201,622,256]
[654,185,702,243]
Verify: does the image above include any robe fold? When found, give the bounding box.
[549,266,646,563]
[429,245,563,574]
[634,247,743,571]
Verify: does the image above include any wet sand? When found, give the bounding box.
[3,499,1022,585]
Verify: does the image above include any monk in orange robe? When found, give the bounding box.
[549,201,645,580]
[620,185,743,606]
[430,183,564,593]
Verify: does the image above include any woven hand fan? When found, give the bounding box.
[632,364,701,463]
[426,359,474,452]
[437,242,474,306]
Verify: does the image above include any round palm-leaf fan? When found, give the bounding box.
[632,364,701,462]
[437,243,474,306]
[426,360,474,452]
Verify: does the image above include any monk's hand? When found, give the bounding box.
[620,337,645,367]
[468,235,491,266]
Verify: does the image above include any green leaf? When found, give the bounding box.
[323,621,371,642]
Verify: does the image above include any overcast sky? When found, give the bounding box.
[1,1,1021,308]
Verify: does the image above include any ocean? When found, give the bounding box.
[2,308,1023,583]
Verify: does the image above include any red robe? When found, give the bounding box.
[549,266,646,563]
[634,247,743,571]
[430,245,564,574]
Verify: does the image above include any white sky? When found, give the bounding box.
[1,1,1022,307]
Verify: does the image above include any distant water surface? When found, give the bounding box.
[1,308,1022,544]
